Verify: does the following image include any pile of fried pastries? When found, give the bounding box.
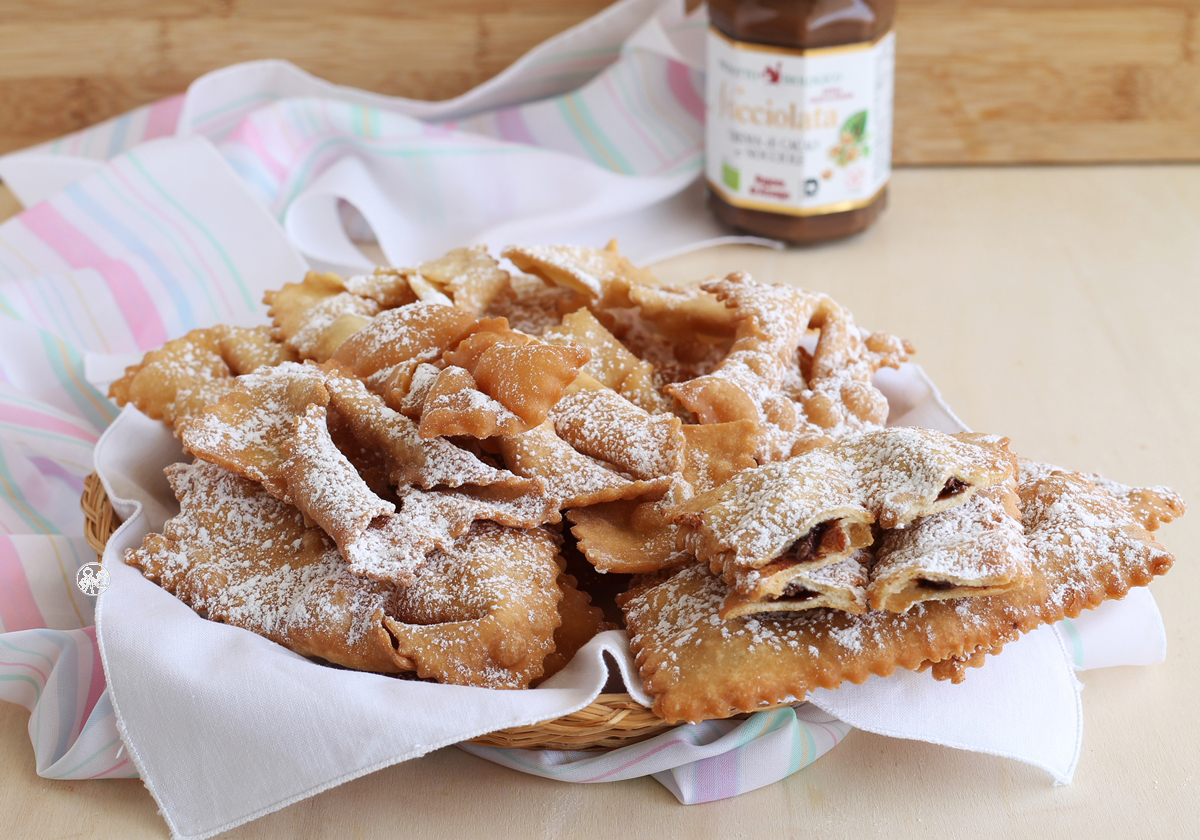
[113,242,1185,724]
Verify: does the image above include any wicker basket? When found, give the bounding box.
[80,472,677,751]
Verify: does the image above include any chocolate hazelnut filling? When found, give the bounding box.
[785,521,834,565]
[779,584,818,600]
[748,521,841,581]
[938,476,969,500]
[916,579,956,591]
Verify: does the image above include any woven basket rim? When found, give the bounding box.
[80,472,677,751]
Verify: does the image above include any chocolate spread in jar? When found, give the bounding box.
[705,0,896,244]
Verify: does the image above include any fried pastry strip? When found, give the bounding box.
[542,307,668,415]
[109,324,297,427]
[445,321,590,427]
[328,301,476,392]
[567,477,690,575]
[181,361,530,495]
[418,365,527,439]
[502,241,657,300]
[550,375,685,481]
[126,461,402,672]
[414,320,590,438]
[718,550,872,619]
[320,368,532,492]
[178,360,332,498]
[283,403,397,558]
[384,522,563,689]
[923,465,1181,682]
[626,465,1178,723]
[180,361,548,583]
[868,480,1032,613]
[666,273,910,460]
[558,419,756,576]
[795,296,910,453]
[668,273,820,416]
[265,271,381,361]
[343,268,419,309]
[410,245,511,315]
[498,421,669,508]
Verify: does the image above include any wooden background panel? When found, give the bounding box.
[0,0,617,154]
[894,3,1200,162]
[0,0,1197,163]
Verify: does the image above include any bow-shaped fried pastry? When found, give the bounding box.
[384,522,564,689]
[407,245,511,315]
[109,325,297,427]
[550,375,685,481]
[542,307,669,415]
[180,361,551,583]
[329,301,476,395]
[415,320,590,439]
[265,270,381,361]
[126,461,402,672]
[666,272,910,460]
[499,421,671,509]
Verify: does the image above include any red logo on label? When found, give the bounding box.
[763,62,782,84]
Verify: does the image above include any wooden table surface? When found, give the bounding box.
[2,0,1199,164]
[1,162,1197,838]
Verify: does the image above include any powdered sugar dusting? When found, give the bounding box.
[551,388,683,480]
[125,461,397,670]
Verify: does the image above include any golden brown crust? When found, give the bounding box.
[125,461,402,673]
[665,273,910,461]
[536,572,608,684]
[867,479,1031,613]
[498,421,669,509]
[108,325,298,427]
[383,522,563,689]
[265,270,381,361]
[567,477,689,575]
[625,464,1177,722]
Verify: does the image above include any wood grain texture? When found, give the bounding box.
[0,0,1197,162]
[894,3,1200,162]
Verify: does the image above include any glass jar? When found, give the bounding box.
[705,0,896,243]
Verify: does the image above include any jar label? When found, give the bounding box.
[705,29,894,217]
